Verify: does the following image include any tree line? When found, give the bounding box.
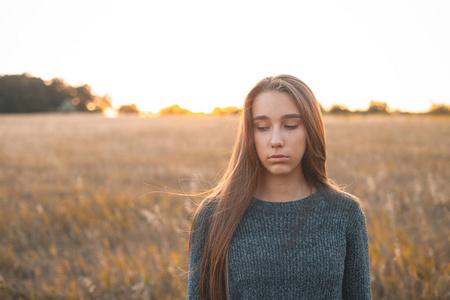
[0,73,111,113]
[1,73,448,115]
[126,101,448,116]
[325,101,449,115]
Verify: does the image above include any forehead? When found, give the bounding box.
[252,92,301,119]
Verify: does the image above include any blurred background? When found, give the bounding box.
[0,0,449,299]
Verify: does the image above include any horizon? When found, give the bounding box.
[111,100,447,115]
[108,100,449,116]
[0,72,448,115]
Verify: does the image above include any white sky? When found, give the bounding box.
[1,0,449,113]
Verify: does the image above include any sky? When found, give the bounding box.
[1,0,449,113]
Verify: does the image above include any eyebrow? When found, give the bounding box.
[253,114,302,121]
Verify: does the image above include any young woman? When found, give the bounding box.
[187,75,372,299]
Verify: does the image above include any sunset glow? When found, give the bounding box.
[103,108,118,118]
[1,0,449,113]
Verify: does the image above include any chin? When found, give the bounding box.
[262,162,304,177]
[265,167,296,177]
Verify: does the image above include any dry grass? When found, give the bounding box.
[0,113,448,299]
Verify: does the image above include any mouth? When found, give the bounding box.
[269,154,287,158]
[268,154,288,162]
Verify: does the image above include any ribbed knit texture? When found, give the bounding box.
[188,189,372,299]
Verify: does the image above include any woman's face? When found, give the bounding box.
[252,91,307,178]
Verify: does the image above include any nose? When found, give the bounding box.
[270,128,284,148]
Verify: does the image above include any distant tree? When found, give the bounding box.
[59,98,77,113]
[96,94,113,112]
[210,106,242,115]
[74,85,96,112]
[48,78,71,111]
[367,101,389,114]
[118,104,140,114]
[328,105,351,114]
[158,104,193,115]
[427,103,450,114]
[0,73,112,113]
[0,74,49,113]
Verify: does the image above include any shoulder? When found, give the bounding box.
[189,198,219,258]
[319,188,366,225]
[320,188,362,210]
[191,197,219,231]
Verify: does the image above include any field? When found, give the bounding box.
[0,113,449,299]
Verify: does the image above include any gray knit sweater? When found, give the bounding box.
[188,189,372,299]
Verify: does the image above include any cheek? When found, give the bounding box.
[291,131,307,151]
[295,126,307,142]
[253,133,266,156]
[298,133,308,155]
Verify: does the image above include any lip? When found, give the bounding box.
[268,154,288,162]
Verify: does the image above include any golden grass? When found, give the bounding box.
[0,113,448,299]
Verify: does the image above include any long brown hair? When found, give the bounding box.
[190,74,348,299]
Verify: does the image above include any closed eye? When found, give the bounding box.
[285,125,299,129]
[257,126,269,131]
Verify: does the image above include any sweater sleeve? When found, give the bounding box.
[342,206,372,299]
[187,223,202,299]
[187,204,213,300]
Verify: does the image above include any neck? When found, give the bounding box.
[255,169,314,202]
